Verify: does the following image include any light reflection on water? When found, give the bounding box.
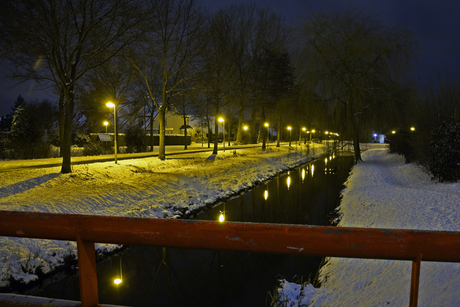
[26,153,355,307]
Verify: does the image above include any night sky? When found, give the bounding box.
[1,0,460,116]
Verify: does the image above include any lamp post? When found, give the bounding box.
[106,102,117,164]
[264,122,269,148]
[288,126,292,147]
[218,117,225,152]
[104,121,109,133]
[301,127,306,145]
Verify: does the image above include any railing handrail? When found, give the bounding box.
[1,210,459,307]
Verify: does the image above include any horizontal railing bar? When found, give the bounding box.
[1,210,460,263]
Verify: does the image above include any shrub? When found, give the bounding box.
[74,132,91,147]
[125,125,146,153]
[429,121,460,182]
[388,129,415,163]
[82,142,104,156]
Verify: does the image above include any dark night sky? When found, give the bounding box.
[2,0,460,116]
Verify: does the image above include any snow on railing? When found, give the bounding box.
[1,210,460,307]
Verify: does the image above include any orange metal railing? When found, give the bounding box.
[1,210,460,307]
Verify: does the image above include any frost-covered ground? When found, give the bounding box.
[0,143,327,289]
[279,146,460,306]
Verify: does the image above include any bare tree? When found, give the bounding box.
[295,11,414,162]
[0,0,144,172]
[78,53,137,146]
[132,0,205,160]
[196,9,235,155]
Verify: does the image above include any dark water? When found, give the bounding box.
[23,152,355,306]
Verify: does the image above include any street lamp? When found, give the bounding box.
[301,127,306,144]
[218,117,225,152]
[310,129,315,143]
[287,126,292,147]
[104,121,109,133]
[264,122,269,148]
[410,127,415,132]
[106,102,117,164]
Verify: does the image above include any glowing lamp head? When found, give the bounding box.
[106,102,115,108]
[218,117,224,123]
[392,130,396,134]
[243,125,248,131]
[410,127,415,131]
[302,127,306,131]
[312,129,315,133]
[114,278,122,285]
[264,122,269,127]
[287,126,292,131]
[104,121,109,126]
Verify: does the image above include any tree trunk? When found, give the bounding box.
[60,87,74,173]
[236,97,245,143]
[159,106,166,160]
[150,109,154,152]
[262,106,266,150]
[183,115,188,150]
[277,116,281,147]
[212,116,219,155]
[352,119,362,163]
[58,93,65,158]
[250,103,257,143]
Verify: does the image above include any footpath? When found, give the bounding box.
[279,146,460,306]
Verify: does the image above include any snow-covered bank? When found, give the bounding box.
[278,146,460,306]
[0,144,326,289]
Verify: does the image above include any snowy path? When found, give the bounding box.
[280,146,460,307]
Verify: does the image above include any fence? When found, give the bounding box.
[1,210,460,307]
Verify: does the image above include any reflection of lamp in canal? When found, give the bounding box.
[325,157,328,165]
[311,164,315,177]
[218,203,225,223]
[287,171,291,190]
[114,257,122,285]
[264,189,268,200]
[301,168,305,183]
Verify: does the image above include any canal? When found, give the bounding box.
[21,151,355,306]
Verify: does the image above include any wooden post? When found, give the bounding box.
[409,253,422,307]
[76,235,99,307]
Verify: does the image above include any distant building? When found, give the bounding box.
[372,133,386,143]
[145,105,191,135]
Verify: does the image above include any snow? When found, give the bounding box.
[278,145,460,306]
[0,144,326,289]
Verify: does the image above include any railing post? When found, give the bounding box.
[409,253,422,307]
[76,235,99,307]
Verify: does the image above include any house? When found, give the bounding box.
[146,105,192,135]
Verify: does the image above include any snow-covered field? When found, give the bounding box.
[279,146,460,306]
[0,144,326,289]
